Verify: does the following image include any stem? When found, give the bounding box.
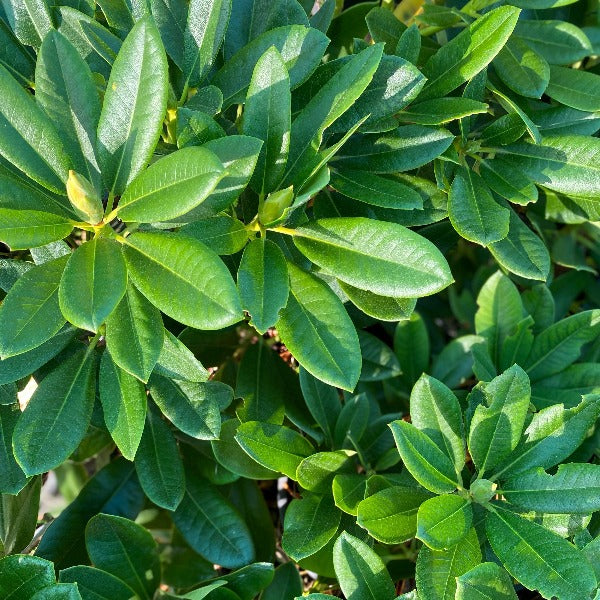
[84,330,102,360]
[268,226,298,236]
[103,193,115,220]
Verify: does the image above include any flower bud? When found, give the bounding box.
[66,170,104,224]
[470,478,497,504]
[258,186,294,227]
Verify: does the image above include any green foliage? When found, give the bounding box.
[1,1,600,598]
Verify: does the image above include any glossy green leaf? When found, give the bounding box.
[36,30,101,189]
[503,463,600,514]
[546,66,600,112]
[0,255,68,358]
[479,158,537,206]
[181,215,249,255]
[332,474,367,516]
[154,330,208,383]
[150,0,186,69]
[30,583,81,599]
[415,528,482,600]
[294,217,453,298]
[340,282,416,322]
[0,555,55,599]
[525,309,600,381]
[59,566,137,600]
[116,147,226,222]
[486,506,596,600]
[122,231,242,329]
[410,374,465,472]
[99,350,147,460]
[455,562,518,600]
[365,7,405,51]
[394,312,430,387]
[400,98,488,125]
[105,282,164,383]
[214,25,329,109]
[282,494,340,561]
[13,346,96,475]
[0,209,73,250]
[493,39,549,99]
[389,420,459,494]
[59,237,127,332]
[243,46,290,194]
[275,263,361,391]
[468,365,531,476]
[419,6,520,100]
[333,531,396,600]
[235,421,314,478]
[0,64,70,194]
[183,0,230,88]
[134,405,185,511]
[417,494,472,551]
[449,167,509,246]
[238,238,289,334]
[296,450,355,493]
[86,514,160,599]
[149,373,222,439]
[334,125,454,173]
[357,486,431,544]
[97,17,168,195]
[491,394,600,479]
[173,476,255,569]
[330,169,422,210]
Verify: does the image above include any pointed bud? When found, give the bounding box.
[66,170,104,224]
[258,186,294,227]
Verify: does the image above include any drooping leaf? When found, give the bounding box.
[0,403,28,494]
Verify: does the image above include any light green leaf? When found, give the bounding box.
[417,494,473,550]
[0,209,73,250]
[549,64,600,112]
[275,263,361,391]
[243,46,290,194]
[105,282,164,383]
[333,531,396,600]
[149,373,222,439]
[154,330,208,383]
[1,0,53,49]
[181,215,249,256]
[213,25,329,109]
[116,147,226,222]
[419,6,520,100]
[334,125,454,173]
[449,167,509,246]
[59,237,127,332]
[468,365,531,476]
[491,394,600,479]
[488,209,550,282]
[134,405,185,511]
[389,420,459,494]
[296,450,355,493]
[524,309,600,381]
[293,217,453,298]
[97,17,168,195]
[340,282,416,322]
[173,476,255,569]
[99,350,147,461]
[456,562,518,600]
[486,506,596,600]
[410,374,465,473]
[183,0,231,88]
[282,494,341,561]
[503,463,600,514]
[13,346,96,475]
[122,231,242,330]
[479,158,537,206]
[493,38,549,99]
[86,514,160,599]
[0,256,68,358]
[332,474,367,516]
[400,98,488,125]
[356,486,431,544]
[235,421,314,478]
[238,238,289,334]
[36,30,101,189]
[415,528,482,600]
